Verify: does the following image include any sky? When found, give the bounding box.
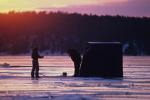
[0,0,150,17]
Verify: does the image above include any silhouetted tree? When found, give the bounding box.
[0,11,149,55]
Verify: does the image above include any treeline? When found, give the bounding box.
[0,11,150,55]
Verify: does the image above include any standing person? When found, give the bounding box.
[67,49,81,77]
[31,47,44,79]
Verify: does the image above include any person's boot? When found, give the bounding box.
[35,71,40,79]
[31,71,34,78]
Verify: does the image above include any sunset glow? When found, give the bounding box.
[0,0,149,17]
[0,0,127,12]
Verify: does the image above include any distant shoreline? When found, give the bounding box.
[0,53,68,56]
[11,66,72,67]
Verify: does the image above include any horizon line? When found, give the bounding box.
[0,10,149,18]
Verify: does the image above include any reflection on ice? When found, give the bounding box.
[0,56,150,100]
[0,56,73,67]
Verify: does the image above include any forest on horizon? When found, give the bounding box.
[0,11,150,55]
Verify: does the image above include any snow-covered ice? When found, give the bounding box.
[0,56,150,100]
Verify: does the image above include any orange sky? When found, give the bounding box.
[0,0,127,12]
[0,0,149,17]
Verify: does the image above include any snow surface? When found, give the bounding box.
[0,56,150,100]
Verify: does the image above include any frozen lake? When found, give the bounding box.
[0,56,150,100]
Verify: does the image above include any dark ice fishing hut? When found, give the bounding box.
[80,42,123,77]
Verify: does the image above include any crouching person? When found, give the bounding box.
[67,49,81,77]
[31,47,44,79]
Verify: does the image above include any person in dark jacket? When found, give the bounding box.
[67,49,81,77]
[31,47,44,79]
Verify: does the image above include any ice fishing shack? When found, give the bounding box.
[80,42,123,77]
